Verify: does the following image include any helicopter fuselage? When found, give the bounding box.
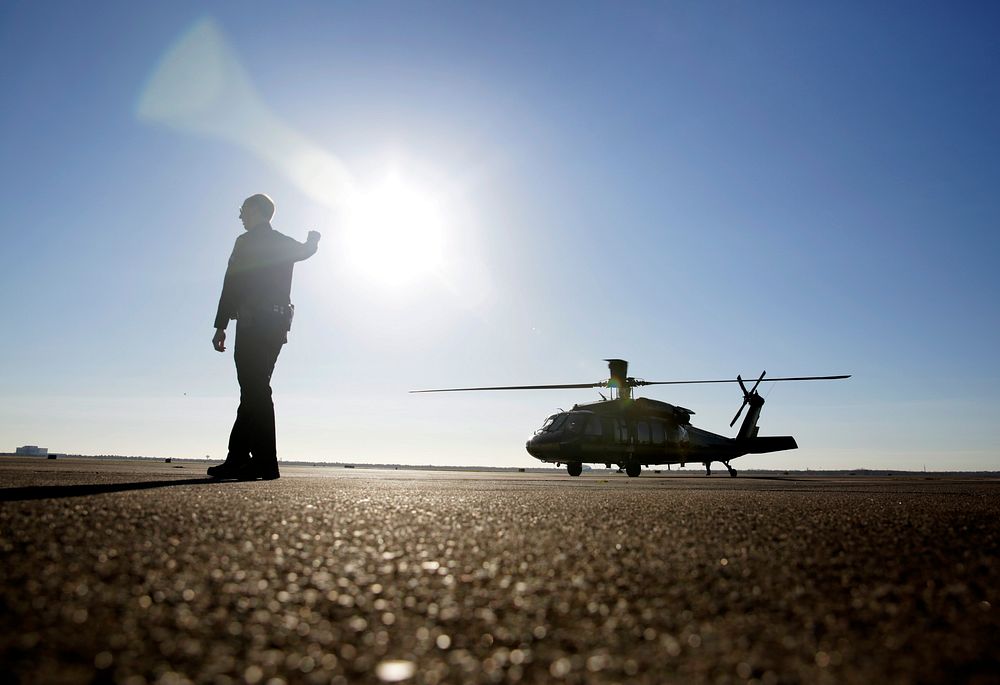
[525,396,796,477]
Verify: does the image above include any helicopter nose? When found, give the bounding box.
[526,434,558,459]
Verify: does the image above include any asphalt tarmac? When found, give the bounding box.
[1,458,997,684]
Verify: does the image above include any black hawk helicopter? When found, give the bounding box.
[412,359,849,478]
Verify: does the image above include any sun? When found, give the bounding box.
[341,173,445,287]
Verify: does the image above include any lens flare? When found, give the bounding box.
[136,17,355,207]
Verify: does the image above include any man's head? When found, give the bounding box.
[239,193,275,230]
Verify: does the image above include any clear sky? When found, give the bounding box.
[1,2,998,470]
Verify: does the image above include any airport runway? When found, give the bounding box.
[1,458,998,684]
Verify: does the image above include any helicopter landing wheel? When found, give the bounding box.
[724,462,738,478]
[566,462,583,477]
[625,463,641,478]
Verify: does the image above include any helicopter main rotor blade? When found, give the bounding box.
[410,382,604,394]
[413,375,850,393]
[636,374,850,386]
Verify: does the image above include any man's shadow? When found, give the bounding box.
[0,478,230,502]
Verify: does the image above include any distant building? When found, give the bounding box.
[15,445,48,456]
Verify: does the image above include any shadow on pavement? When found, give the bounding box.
[0,478,224,502]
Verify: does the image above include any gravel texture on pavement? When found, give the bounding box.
[1,458,998,684]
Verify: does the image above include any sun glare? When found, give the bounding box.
[342,173,446,287]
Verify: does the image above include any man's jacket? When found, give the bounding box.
[214,224,317,330]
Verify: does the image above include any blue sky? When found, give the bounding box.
[1,2,997,469]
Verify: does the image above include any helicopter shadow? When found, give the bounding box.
[0,477,227,502]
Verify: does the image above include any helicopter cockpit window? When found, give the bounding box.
[564,413,588,435]
[584,416,602,437]
[538,414,568,433]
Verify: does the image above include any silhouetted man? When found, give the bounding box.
[209,193,320,480]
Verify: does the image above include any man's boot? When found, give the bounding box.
[208,455,249,480]
[236,459,280,481]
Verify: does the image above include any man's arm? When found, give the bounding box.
[277,230,321,262]
[212,239,242,351]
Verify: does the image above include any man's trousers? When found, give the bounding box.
[228,319,286,468]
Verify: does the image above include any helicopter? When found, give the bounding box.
[412,359,849,478]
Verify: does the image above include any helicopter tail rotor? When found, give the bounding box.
[730,371,766,427]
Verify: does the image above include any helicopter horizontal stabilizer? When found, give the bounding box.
[739,436,798,454]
